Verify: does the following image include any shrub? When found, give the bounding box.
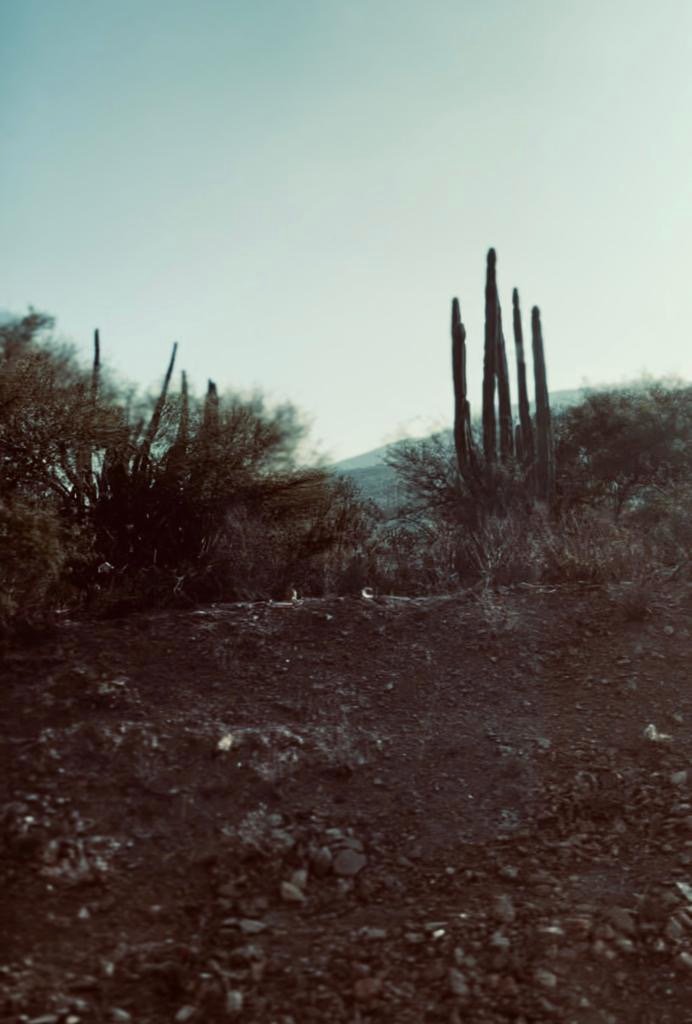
[0,497,67,634]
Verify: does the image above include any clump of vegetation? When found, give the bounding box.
[0,311,369,632]
[380,250,691,593]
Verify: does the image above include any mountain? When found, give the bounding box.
[333,386,588,475]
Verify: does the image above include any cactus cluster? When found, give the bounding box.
[451,248,555,504]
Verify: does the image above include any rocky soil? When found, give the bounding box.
[2,578,692,1022]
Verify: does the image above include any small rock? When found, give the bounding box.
[448,967,470,997]
[490,930,511,950]
[280,881,306,903]
[360,926,388,940]
[671,771,688,787]
[677,951,692,970]
[353,976,382,1000]
[28,1017,60,1024]
[665,917,685,941]
[533,967,558,989]
[290,868,308,890]
[239,918,267,934]
[225,990,244,1014]
[175,1008,196,1024]
[110,1012,132,1023]
[493,894,516,923]
[499,865,520,880]
[333,848,367,877]
[664,625,675,636]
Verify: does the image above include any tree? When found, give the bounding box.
[555,384,692,515]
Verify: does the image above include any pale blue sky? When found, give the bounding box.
[2,0,690,460]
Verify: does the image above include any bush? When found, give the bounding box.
[0,312,373,617]
[0,497,67,634]
[555,383,692,515]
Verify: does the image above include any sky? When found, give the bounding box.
[1,0,691,462]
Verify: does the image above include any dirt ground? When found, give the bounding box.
[2,577,692,1023]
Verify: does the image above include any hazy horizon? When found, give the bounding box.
[2,0,690,461]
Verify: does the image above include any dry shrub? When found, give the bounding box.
[0,498,67,634]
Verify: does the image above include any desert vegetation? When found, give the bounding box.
[0,312,369,635]
[1,252,690,638]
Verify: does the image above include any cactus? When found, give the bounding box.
[133,341,178,478]
[482,248,498,469]
[495,306,514,462]
[451,298,477,481]
[202,379,220,437]
[531,307,555,501]
[512,289,534,464]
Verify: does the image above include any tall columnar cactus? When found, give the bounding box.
[451,298,477,481]
[482,248,498,469]
[202,379,220,439]
[512,289,534,464]
[495,306,514,462]
[531,307,555,502]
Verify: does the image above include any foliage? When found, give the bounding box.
[0,496,67,634]
[555,384,692,514]
[0,312,371,623]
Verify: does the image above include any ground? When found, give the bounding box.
[2,577,692,1023]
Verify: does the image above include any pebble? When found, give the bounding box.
[671,771,688,787]
[291,868,308,890]
[333,849,367,877]
[448,967,470,997]
[490,930,511,950]
[110,1012,132,1023]
[677,951,692,970]
[239,918,267,934]
[533,967,558,989]
[360,926,388,941]
[499,864,520,880]
[175,1008,196,1024]
[493,894,516,923]
[225,990,244,1014]
[280,881,306,903]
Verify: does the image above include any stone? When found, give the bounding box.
[665,917,685,941]
[280,881,306,903]
[175,1008,196,1024]
[671,771,688,787]
[290,869,308,890]
[493,894,516,924]
[110,1012,132,1023]
[239,919,267,934]
[677,951,692,970]
[225,990,244,1014]
[333,848,367,877]
[533,967,558,989]
[448,967,470,997]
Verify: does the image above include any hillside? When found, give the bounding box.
[2,576,692,1022]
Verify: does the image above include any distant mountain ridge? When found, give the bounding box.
[333,385,588,472]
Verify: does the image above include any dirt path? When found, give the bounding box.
[2,580,692,1022]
